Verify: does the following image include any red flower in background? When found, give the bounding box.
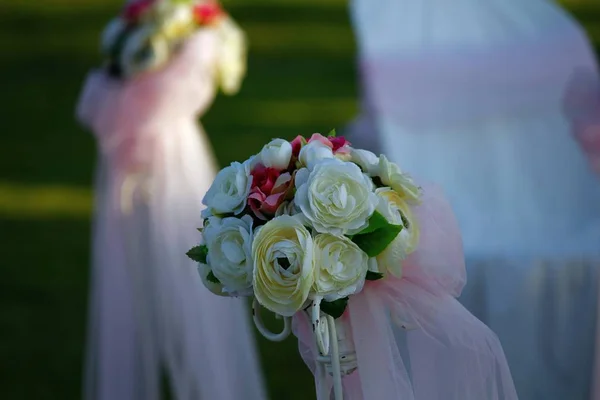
[248,164,293,220]
[123,0,155,23]
[193,2,224,25]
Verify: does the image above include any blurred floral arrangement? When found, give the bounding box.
[100,0,246,94]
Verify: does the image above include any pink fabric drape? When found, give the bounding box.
[77,30,266,400]
[359,27,596,128]
[293,184,517,399]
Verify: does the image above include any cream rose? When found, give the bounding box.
[298,140,334,170]
[350,148,379,175]
[373,188,420,276]
[375,155,421,203]
[161,4,196,40]
[216,16,247,95]
[204,215,254,295]
[295,159,378,236]
[312,234,369,301]
[202,161,252,215]
[252,215,315,316]
[258,139,293,170]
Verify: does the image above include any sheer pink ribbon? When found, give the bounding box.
[360,27,597,127]
[293,184,517,399]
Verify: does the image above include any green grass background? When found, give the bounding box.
[0,0,597,398]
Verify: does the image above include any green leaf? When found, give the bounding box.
[351,213,403,257]
[327,128,337,138]
[186,245,208,264]
[356,211,388,235]
[320,297,348,319]
[206,270,220,284]
[366,271,384,281]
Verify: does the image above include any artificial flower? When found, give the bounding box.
[376,154,421,203]
[373,187,420,276]
[312,234,368,301]
[204,215,254,295]
[202,161,252,215]
[252,215,315,316]
[295,158,378,236]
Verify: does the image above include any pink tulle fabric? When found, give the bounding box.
[77,31,266,400]
[293,184,518,399]
[360,27,596,128]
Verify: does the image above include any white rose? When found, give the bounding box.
[299,140,334,170]
[252,215,315,316]
[258,139,293,170]
[202,161,252,215]
[120,26,170,78]
[198,262,228,297]
[372,188,420,277]
[312,234,369,301]
[200,207,213,219]
[376,155,421,203]
[295,159,378,236]
[350,148,379,175]
[204,215,254,295]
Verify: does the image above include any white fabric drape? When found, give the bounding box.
[77,30,267,400]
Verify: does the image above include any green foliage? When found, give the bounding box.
[206,270,220,284]
[320,297,348,319]
[365,271,384,281]
[351,211,403,257]
[186,245,208,264]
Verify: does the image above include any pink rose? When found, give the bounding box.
[330,136,351,156]
[308,133,333,147]
[290,135,306,158]
[123,0,155,23]
[248,165,293,220]
[307,133,351,156]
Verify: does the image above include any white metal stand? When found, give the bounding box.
[252,297,357,400]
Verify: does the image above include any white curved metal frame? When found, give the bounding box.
[252,296,355,400]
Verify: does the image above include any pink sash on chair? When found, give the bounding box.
[293,184,518,400]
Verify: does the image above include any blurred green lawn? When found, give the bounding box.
[0,0,598,399]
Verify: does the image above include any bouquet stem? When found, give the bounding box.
[252,297,357,400]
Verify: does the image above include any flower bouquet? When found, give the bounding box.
[100,0,245,93]
[187,131,421,398]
